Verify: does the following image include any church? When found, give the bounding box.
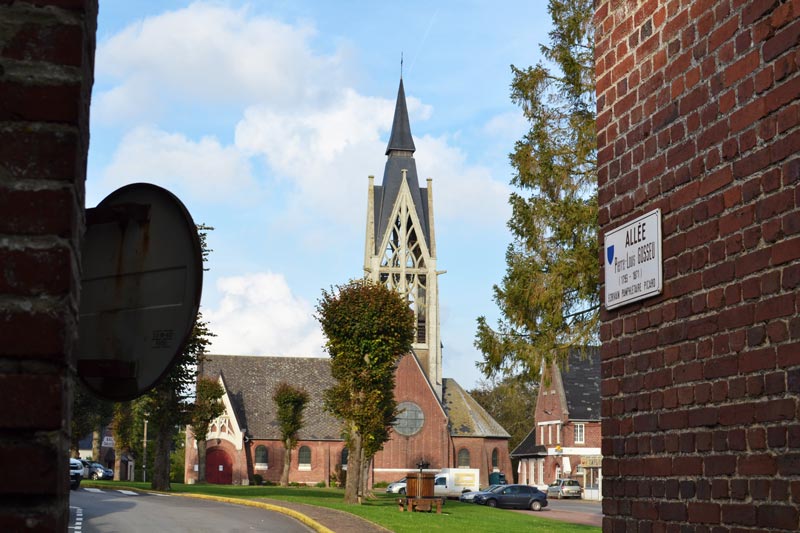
[184,79,513,487]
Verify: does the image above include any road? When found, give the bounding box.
[516,498,603,527]
[69,488,314,533]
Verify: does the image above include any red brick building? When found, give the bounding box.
[186,79,512,487]
[0,1,96,530]
[597,0,800,530]
[513,348,602,500]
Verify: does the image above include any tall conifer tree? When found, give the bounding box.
[476,0,597,379]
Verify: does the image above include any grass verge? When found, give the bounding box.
[84,481,600,533]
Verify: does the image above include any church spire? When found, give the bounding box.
[385,78,416,155]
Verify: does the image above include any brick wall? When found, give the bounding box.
[596,0,800,531]
[0,1,96,530]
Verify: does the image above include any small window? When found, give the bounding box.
[435,476,446,486]
[298,446,311,471]
[255,445,268,470]
[491,448,498,469]
[457,448,470,468]
[575,423,585,444]
[341,448,348,466]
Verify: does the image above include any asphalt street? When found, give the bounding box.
[69,488,315,533]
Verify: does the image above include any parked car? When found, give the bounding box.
[386,477,407,495]
[81,460,113,480]
[459,484,504,503]
[473,484,548,511]
[69,458,83,490]
[547,478,583,499]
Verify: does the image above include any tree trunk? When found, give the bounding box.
[360,452,373,500]
[92,427,102,462]
[280,439,291,487]
[197,438,207,482]
[344,431,362,504]
[151,420,174,491]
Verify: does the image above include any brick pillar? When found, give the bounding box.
[596,1,800,531]
[0,1,96,530]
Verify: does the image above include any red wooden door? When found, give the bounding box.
[206,448,233,484]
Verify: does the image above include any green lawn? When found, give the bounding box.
[85,481,600,533]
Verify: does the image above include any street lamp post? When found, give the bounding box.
[143,418,148,483]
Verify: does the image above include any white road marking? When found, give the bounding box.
[84,488,103,493]
[117,490,139,496]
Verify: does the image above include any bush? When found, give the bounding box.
[315,481,326,488]
[373,481,389,488]
[253,474,263,485]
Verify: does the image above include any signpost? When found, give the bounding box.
[77,183,203,401]
[604,208,663,310]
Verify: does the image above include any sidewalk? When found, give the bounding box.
[254,498,391,533]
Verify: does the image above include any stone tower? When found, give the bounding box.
[364,78,443,399]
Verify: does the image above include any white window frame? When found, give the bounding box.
[575,423,585,444]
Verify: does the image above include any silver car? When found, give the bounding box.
[385,477,407,495]
[546,478,583,499]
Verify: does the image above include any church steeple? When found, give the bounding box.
[385,78,416,155]
[365,78,442,400]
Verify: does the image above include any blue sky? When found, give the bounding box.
[88,1,552,389]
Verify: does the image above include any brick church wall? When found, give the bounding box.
[596,0,800,531]
[0,1,96,531]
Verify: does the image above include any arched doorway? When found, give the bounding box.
[206,448,233,484]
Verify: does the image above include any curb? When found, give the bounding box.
[81,483,333,533]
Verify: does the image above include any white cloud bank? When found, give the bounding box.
[204,272,325,357]
[101,125,258,205]
[94,2,348,122]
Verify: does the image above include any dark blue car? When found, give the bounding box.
[473,484,548,511]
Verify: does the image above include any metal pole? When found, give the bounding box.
[143,418,148,483]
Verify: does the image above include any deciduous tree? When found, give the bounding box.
[316,279,414,504]
[189,376,225,483]
[476,0,597,380]
[272,382,309,486]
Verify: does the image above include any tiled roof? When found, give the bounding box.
[442,378,510,438]
[510,427,546,458]
[561,347,601,421]
[201,355,343,441]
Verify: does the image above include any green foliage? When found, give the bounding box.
[71,381,113,456]
[253,474,263,485]
[273,382,310,450]
[476,0,597,380]
[316,279,414,502]
[190,377,225,443]
[469,376,538,454]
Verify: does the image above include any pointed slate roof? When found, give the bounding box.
[201,355,343,441]
[374,78,431,253]
[442,378,510,438]
[561,347,601,421]
[385,78,416,155]
[510,427,546,458]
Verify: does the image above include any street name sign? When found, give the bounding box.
[604,208,662,310]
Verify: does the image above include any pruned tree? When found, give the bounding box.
[189,376,225,483]
[111,401,135,480]
[476,0,598,380]
[272,382,310,487]
[71,381,113,459]
[316,279,414,504]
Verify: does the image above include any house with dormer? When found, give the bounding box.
[184,78,512,487]
[511,347,602,500]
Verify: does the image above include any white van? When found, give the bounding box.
[433,468,480,498]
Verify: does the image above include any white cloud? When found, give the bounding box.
[94,2,348,122]
[414,135,510,228]
[100,126,258,205]
[204,272,325,356]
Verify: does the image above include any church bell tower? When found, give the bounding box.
[364,78,442,399]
